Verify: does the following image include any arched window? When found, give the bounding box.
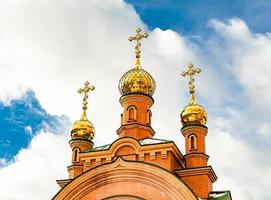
[73,148,80,162]
[120,113,123,125]
[147,110,152,125]
[188,134,197,151]
[127,106,137,121]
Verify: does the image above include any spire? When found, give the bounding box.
[128,27,148,69]
[181,63,201,105]
[78,81,95,120]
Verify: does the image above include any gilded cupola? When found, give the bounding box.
[118,28,156,97]
[71,81,96,141]
[180,64,207,126]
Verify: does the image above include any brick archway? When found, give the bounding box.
[53,158,197,200]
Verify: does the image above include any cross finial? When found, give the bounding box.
[78,81,95,120]
[128,27,148,68]
[181,63,202,105]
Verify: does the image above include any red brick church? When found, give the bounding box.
[53,28,232,200]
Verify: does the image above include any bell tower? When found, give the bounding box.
[117,28,156,140]
[177,64,217,199]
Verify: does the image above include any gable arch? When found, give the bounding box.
[110,137,141,156]
[53,158,197,200]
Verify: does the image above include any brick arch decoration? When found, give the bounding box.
[53,158,197,200]
[111,137,140,156]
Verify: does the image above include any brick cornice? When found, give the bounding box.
[175,166,218,183]
[181,124,208,131]
[116,123,155,136]
[184,152,209,159]
[119,93,154,104]
[56,179,72,188]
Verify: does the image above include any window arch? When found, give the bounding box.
[127,106,137,121]
[147,110,152,125]
[72,148,80,162]
[188,134,197,151]
[120,113,123,125]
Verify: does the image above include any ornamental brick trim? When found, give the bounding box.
[53,158,197,200]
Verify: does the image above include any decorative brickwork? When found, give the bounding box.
[54,158,197,200]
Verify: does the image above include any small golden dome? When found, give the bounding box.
[71,119,95,140]
[119,67,156,96]
[181,104,207,125]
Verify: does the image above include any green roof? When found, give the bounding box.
[208,191,231,200]
[83,138,173,153]
[91,144,111,151]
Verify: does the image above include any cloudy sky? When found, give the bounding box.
[0,0,270,199]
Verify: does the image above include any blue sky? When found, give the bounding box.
[0,91,66,163]
[0,0,270,199]
[127,0,271,34]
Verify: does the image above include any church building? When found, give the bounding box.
[53,28,232,200]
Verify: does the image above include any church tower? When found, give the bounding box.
[117,28,156,140]
[177,64,217,198]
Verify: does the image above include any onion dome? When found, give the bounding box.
[180,63,207,126]
[119,28,156,97]
[71,81,95,141]
[119,67,156,96]
[71,118,95,140]
[181,104,207,125]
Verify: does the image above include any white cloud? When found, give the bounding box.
[24,126,33,136]
[0,131,70,200]
[208,19,271,110]
[208,116,271,200]
[258,123,271,139]
[0,1,270,200]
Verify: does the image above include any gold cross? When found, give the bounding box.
[128,28,148,68]
[78,81,95,120]
[181,63,201,105]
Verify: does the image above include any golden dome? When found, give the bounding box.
[71,119,95,140]
[181,103,207,125]
[119,67,156,96]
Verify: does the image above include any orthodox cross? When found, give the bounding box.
[78,81,95,120]
[181,63,202,105]
[128,27,148,68]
